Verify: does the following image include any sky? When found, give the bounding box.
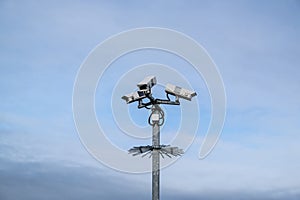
[1,0,300,199]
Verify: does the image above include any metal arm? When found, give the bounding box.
[137,93,180,109]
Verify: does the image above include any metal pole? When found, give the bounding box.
[152,106,160,200]
[124,76,193,200]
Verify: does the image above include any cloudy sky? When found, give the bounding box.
[1,0,300,199]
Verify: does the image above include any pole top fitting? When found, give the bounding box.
[151,113,160,123]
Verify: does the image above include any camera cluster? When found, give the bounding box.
[121,76,197,108]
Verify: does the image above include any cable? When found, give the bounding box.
[148,105,165,126]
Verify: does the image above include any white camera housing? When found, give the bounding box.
[122,91,147,104]
[122,76,157,104]
[137,76,157,91]
[165,83,197,101]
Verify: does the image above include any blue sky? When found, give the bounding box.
[1,0,300,199]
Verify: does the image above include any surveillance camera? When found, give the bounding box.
[165,83,197,101]
[122,91,147,104]
[137,76,157,91]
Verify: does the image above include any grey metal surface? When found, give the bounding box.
[152,107,160,200]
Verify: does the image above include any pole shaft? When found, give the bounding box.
[152,108,160,200]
